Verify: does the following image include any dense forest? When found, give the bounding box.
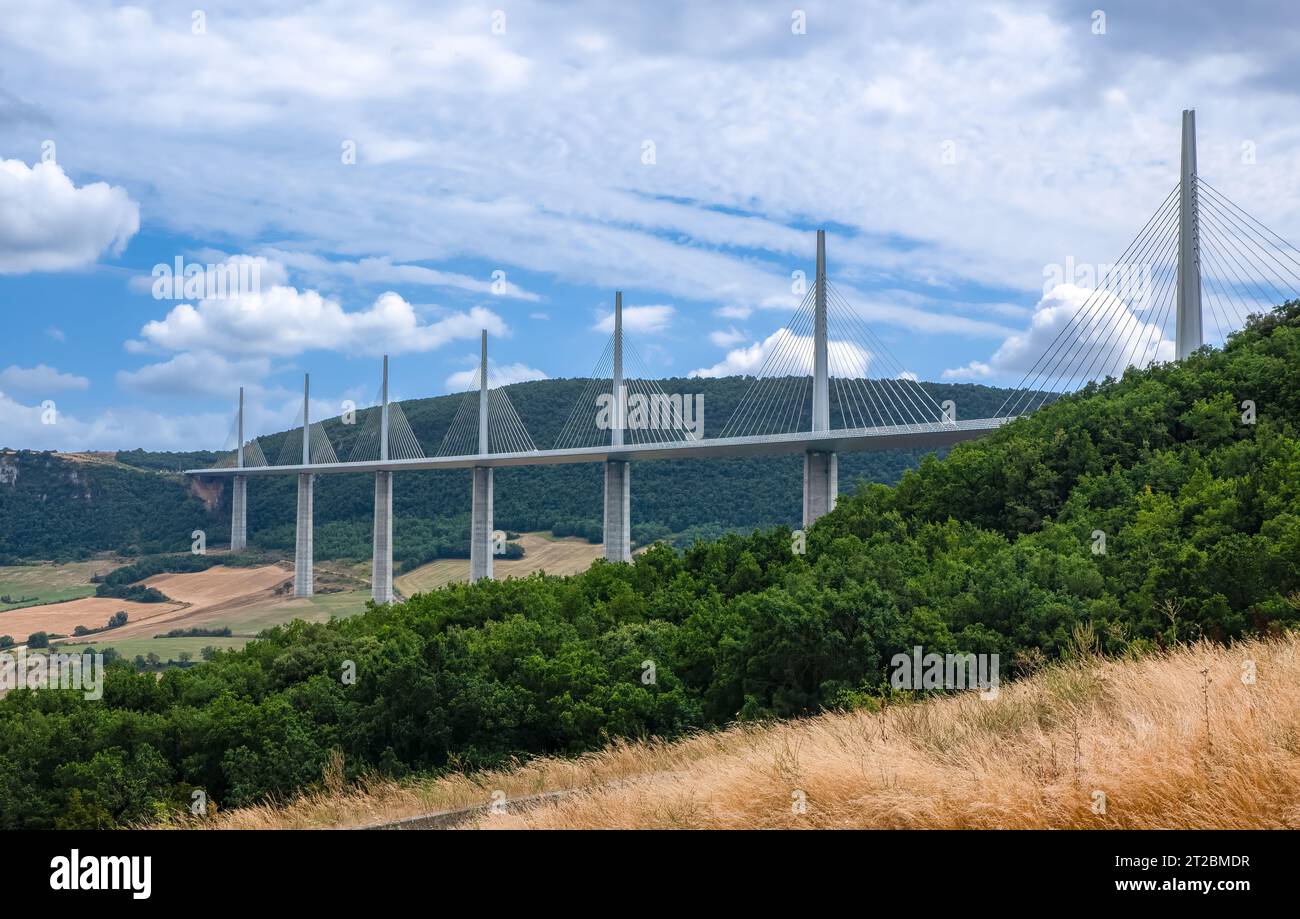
[0,379,1015,562]
[2,303,1298,828]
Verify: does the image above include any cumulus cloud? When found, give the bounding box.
[942,361,991,380]
[593,304,674,335]
[5,0,1290,404]
[709,327,748,348]
[0,364,89,393]
[135,288,506,358]
[2,0,1297,340]
[690,328,870,379]
[943,284,1175,382]
[444,361,547,392]
[116,352,272,397]
[0,390,228,452]
[0,159,138,274]
[129,253,289,296]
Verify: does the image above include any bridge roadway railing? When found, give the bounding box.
[184,417,1012,479]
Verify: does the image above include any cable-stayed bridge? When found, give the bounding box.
[190,110,1300,602]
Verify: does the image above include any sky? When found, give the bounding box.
[2,0,1299,451]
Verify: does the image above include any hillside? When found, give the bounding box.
[3,303,1299,828]
[189,633,1300,829]
[0,379,1016,563]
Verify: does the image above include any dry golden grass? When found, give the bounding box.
[180,633,1300,830]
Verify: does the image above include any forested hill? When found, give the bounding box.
[4,303,1298,828]
[0,379,1015,562]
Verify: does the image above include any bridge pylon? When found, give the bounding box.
[231,386,248,551]
[804,228,837,526]
[604,291,632,562]
[372,355,394,603]
[294,373,314,597]
[1175,108,1203,360]
[470,331,494,581]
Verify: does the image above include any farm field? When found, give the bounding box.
[0,557,366,654]
[51,564,295,644]
[66,635,248,663]
[7,533,593,657]
[1,596,184,645]
[0,558,122,612]
[53,564,372,653]
[395,532,604,596]
[208,588,374,635]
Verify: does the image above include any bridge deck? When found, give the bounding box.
[186,418,1011,477]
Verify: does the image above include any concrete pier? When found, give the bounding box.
[294,472,314,596]
[231,475,247,551]
[371,356,394,603]
[231,385,247,551]
[470,466,493,581]
[372,471,393,603]
[603,292,632,562]
[603,459,631,562]
[802,450,838,527]
[469,332,494,581]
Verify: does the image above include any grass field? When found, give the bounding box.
[395,532,603,596]
[62,635,249,662]
[192,633,1300,830]
[0,558,120,611]
[211,588,373,635]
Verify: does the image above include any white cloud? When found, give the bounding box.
[690,327,870,379]
[716,305,753,320]
[116,352,272,397]
[444,361,548,392]
[0,159,138,274]
[0,378,403,452]
[262,250,540,301]
[709,326,747,348]
[861,76,911,114]
[3,0,1295,389]
[46,327,66,342]
[0,391,227,452]
[135,288,507,358]
[0,364,89,393]
[945,283,1175,382]
[942,361,991,380]
[593,304,674,335]
[129,253,290,296]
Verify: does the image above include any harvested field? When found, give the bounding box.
[0,596,183,644]
[395,532,603,595]
[66,565,293,642]
[0,558,122,611]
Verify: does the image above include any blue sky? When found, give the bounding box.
[2,0,1298,450]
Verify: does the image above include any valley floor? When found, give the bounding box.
[0,532,607,662]
[194,633,1300,830]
